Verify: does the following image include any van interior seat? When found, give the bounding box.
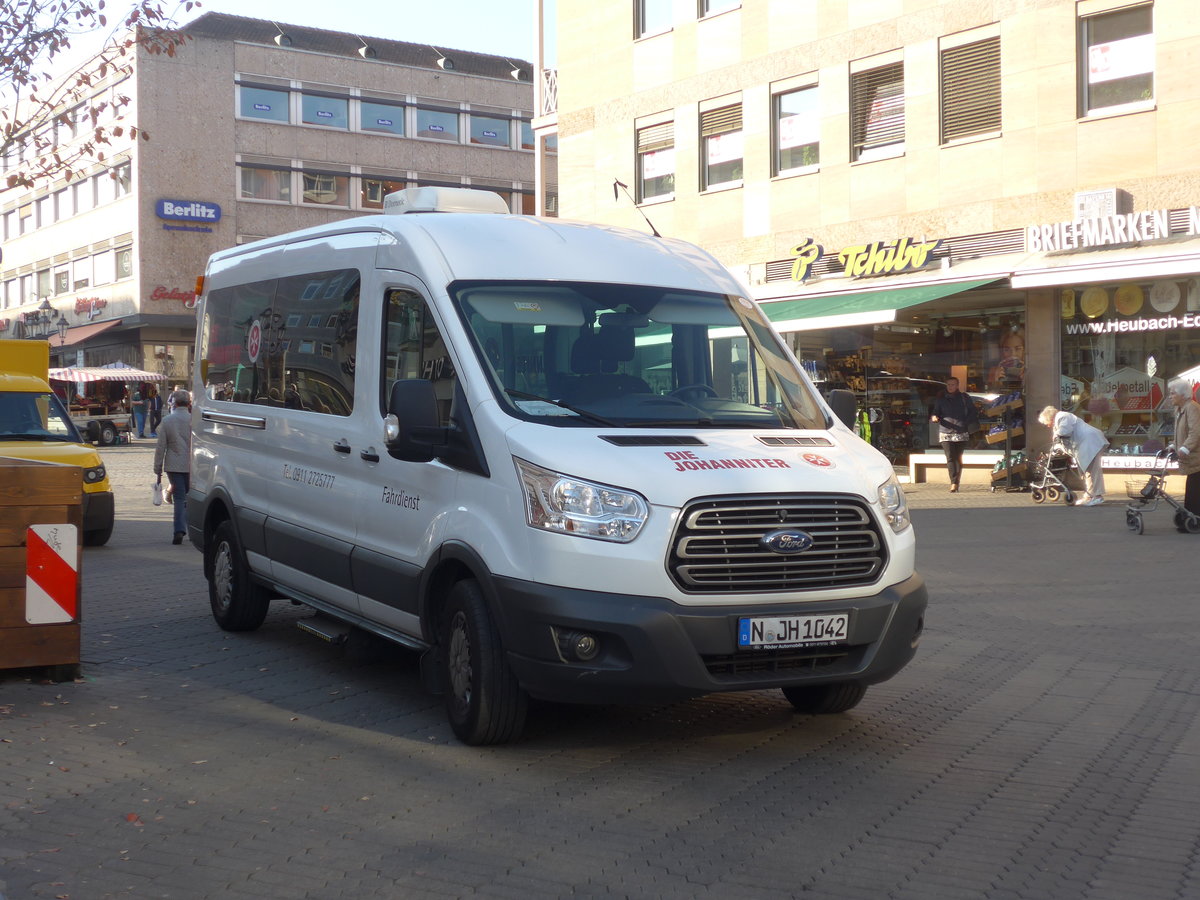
[563,330,651,403]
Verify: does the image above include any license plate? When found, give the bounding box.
[738,613,849,649]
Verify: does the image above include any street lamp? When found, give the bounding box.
[22,298,54,339]
[56,313,69,344]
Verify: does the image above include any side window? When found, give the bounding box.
[384,289,457,426]
[202,268,359,415]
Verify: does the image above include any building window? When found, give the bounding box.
[113,162,132,197]
[470,114,511,147]
[774,85,819,174]
[940,37,1001,143]
[700,104,743,190]
[36,194,54,227]
[54,269,70,295]
[416,107,460,141]
[55,188,73,220]
[636,121,675,201]
[93,250,113,286]
[361,177,405,209]
[73,179,94,213]
[73,258,91,291]
[699,0,739,17]
[240,166,292,202]
[301,93,349,129]
[301,172,349,206]
[115,247,133,280]
[636,0,672,38]
[360,100,405,136]
[36,269,52,299]
[851,61,905,161]
[1081,5,1153,115]
[520,121,535,150]
[239,85,291,122]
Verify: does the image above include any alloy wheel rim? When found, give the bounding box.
[448,611,472,712]
[214,542,233,612]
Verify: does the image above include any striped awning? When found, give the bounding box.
[49,365,168,383]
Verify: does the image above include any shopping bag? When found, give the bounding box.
[151,480,163,507]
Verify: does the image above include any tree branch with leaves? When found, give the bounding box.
[1,0,199,189]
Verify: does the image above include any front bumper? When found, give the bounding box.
[82,490,114,534]
[491,573,927,705]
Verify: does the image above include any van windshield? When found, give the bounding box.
[451,281,827,429]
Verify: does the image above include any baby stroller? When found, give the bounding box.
[1124,449,1200,535]
[1027,443,1076,505]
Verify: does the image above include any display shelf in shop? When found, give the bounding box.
[986,427,1024,445]
[991,463,1027,482]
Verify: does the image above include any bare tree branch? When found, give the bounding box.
[1,0,199,189]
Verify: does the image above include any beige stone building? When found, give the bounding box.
[537,0,1200,482]
[1,13,534,386]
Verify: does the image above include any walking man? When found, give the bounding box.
[153,390,192,544]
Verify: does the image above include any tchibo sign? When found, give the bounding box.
[156,199,222,222]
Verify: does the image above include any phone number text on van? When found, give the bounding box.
[282,464,337,489]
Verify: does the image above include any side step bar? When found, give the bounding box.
[296,615,353,644]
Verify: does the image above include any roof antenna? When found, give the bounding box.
[613,179,661,238]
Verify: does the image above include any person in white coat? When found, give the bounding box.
[1038,405,1109,506]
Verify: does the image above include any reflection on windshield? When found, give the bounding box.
[0,392,78,441]
[453,281,826,429]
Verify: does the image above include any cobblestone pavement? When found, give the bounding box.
[2,442,1198,899]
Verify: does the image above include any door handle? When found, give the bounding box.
[333,439,351,454]
[360,447,380,462]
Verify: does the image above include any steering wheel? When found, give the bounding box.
[670,383,719,400]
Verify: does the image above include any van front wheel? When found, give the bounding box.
[441,579,527,745]
[208,520,269,632]
[782,682,867,714]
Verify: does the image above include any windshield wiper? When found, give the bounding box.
[504,390,620,426]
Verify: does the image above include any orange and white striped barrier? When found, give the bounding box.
[25,525,79,625]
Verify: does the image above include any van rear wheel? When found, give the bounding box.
[782,682,867,714]
[208,520,269,631]
[441,579,527,745]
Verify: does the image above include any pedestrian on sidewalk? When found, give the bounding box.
[1038,405,1108,506]
[153,390,192,545]
[1167,378,1200,524]
[147,386,163,436]
[131,388,147,438]
[930,376,978,492]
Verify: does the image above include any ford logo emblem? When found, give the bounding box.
[761,529,815,554]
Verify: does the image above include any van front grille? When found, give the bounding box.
[668,495,886,594]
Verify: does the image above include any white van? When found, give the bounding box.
[188,188,926,744]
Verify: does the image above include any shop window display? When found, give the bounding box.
[791,310,1020,466]
[1060,279,1200,460]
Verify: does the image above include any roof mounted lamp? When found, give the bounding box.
[272,22,292,47]
[357,36,378,59]
[432,46,454,70]
[504,57,525,80]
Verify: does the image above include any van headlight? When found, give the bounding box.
[516,458,648,542]
[878,474,911,533]
[83,464,107,484]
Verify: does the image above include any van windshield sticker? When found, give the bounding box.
[282,463,336,489]
[513,302,542,312]
[665,450,791,472]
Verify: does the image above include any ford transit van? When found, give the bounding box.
[189,188,926,744]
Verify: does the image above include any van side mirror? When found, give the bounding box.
[827,389,857,430]
[386,379,444,462]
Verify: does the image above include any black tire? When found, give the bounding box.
[1062,488,1074,505]
[1186,516,1200,535]
[1031,489,1045,504]
[83,521,114,547]
[781,682,867,714]
[207,519,270,631]
[1046,487,1062,502]
[98,422,117,446]
[441,579,527,745]
[1126,513,1144,535]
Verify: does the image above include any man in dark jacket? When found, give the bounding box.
[930,377,979,492]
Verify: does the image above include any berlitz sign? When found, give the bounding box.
[156,199,222,222]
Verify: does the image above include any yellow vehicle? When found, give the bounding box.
[0,340,115,545]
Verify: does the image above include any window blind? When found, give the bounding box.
[850,63,904,158]
[940,37,1001,142]
[700,105,742,137]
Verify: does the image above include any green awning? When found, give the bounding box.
[760,278,998,330]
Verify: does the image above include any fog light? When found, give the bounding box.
[573,633,599,661]
[911,615,924,649]
[552,627,602,662]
